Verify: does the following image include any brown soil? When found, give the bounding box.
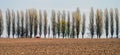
[0,38,120,55]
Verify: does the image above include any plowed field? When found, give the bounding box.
[0,38,120,55]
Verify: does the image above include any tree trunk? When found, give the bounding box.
[97,35,98,39]
[116,35,118,38]
[63,34,64,38]
[111,35,113,38]
[82,35,84,38]
[8,35,10,38]
[68,35,69,38]
[106,35,108,38]
[99,35,100,39]
[77,35,79,38]
[13,35,14,38]
[91,35,93,39]
[53,35,54,38]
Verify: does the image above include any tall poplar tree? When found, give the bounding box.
[82,13,86,38]
[44,10,47,38]
[6,9,11,38]
[104,9,109,38]
[115,8,119,38]
[75,8,81,38]
[12,10,15,38]
[51,10,56,38]
[0,9,3,37]
[110,8,114,38]
[89,7,94,38]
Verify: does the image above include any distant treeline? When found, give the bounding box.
[0,7,119,38]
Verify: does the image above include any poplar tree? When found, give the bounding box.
[82,13,86,38]
[0,9,3,37]
[51,10,56,38]
[12,10,15,38]
[17,11,20,38]
[33,9,38,37]
[71,12,75,38]
[25,10,29,38]
[29,9,34,38]
[6,9,11,38]
[96,9,103,38]
[110,8,114,38]
[67,11,70,38]
[104,9,109,38]
[57,11,61,38]
[61,11,66,38]
[89,7,94,38]
[21,11,24,38]
[115,8,119,38]
[39,10,42,37]
[75,8,81,38]
[44,10,47,38]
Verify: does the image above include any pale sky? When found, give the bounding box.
[0,0,119,19]
[0,0,119,16]
[0,0,119,10]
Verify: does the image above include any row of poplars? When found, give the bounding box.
[0,7,119,38]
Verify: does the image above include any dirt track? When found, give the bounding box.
[0,38,120,55]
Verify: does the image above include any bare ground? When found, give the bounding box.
[0,38,120,55]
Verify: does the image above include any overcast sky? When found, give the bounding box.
[0,0,119,19]
[0,0,119,11]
